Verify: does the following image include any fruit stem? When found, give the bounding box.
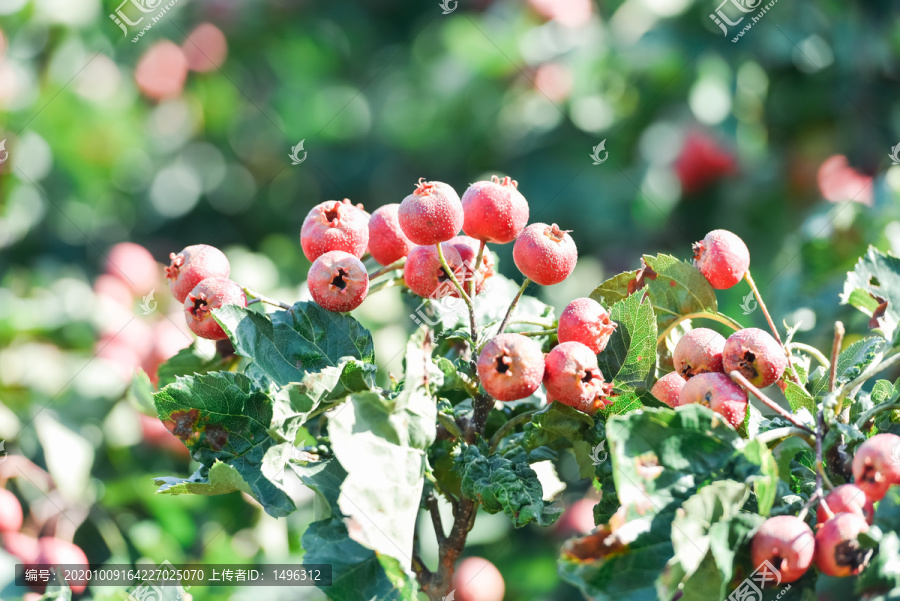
[437,412,465,440]
[816,408,835,494]
[488,410,538,453]
[509,318,555,328]
[518,328,558,337]
[243,288,292,310]
[753,426,815,447]
[467,240,487,301]
[435,243,477,343]
[497,278,531,336]
[838,346,900,406]
[368,275,406,294]
[854,397,900,430]
[743,271,805,389]
[786,342,831,369]
[656,311,742,345]
[367,257,406,279]
[829,322,845,393]
[729,371,814,433]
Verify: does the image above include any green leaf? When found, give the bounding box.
[328,391,435,564]
[734,439,779,516]
[597,291,658,416]
[294,458,418,601]
[153,371,295,517]
[812,336,885,399]
[128,368,156,414]
[156,341,229,388]
[841,246,900,342]
[155,459,254,497]
[782,381,816,415]
[606,405,741,518]
[214,301,375,387]
[455,443,563,527]
[591,254,717,333]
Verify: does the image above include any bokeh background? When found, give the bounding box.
[1,0,900,598]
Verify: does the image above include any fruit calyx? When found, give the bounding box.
[413,177,435,196]
[547,223,571,242]
[165,252,184,280]
[188,293,210,319]
[491,174,518,189]
[691,240,705,262]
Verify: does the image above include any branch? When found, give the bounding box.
[729,371,814,433]
[369,275,406,294]
[426,494,446,544]
[517,328,557,337]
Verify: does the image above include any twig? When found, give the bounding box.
[753,426,815,447]
[368,275,406,294]
[509,318,555,328]
[435,243,477,343]
[729,371,814,433]
[656,311,743,345]
[839,348,900,402]
[855,398,900,430]
[488,410,537,453]
[496,279,531,335]
[243,288,292,311]
[829,322,844,393]
[816,409,835,495]
[426,494,445,544]
[437,412,465,440]
[368,258,406,279]
[467,240,486,301]
[787,342,830,369]
[744,271,804,388]
[517,328,557,337]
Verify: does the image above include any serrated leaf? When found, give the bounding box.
[591,254,717,333]
[153,372,295,516]
[156,341,228,388]
[841,246,900,341]
[598,292,658,416]
[455,444,563,527]
[128,368,156,414]
[155,460,253,497]
[214,302,375,387]
[812,336,886,398]
[294,459,418,600]
[782,381,816,415]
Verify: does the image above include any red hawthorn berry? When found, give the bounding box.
[650,372,687,408]
[449,235,495,296]
[2,532,40,564]
[367,204,415,266]
[692,229,750,290]
[307,250,369,313]
[398,178,463,245]
[166,244,231,303]
[814,512,873,577]
[476,334,545,401]
[852,433,900,502]
[300,198,369,262]
[403,244,464,299]
[183,277,247,340]
[513,223,578,286]
[750,515,815,584]
[673,327,726,379]
[0,489,23,533]
[817,484,874,525]
[105,242,159,296]
[678,372,748,429]
[452,557,505,601]
[722,328,786,389]
[460,175,530,244]
[558,297,617,354]
[543,341,614,415]
[35,538,89,594]
[673,130,736,194]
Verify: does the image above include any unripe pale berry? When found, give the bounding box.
[36,538,89,593]
[692,229,750,289]
[750,515,815,584]
[403,244,464,299]
[852,433,900,502]
[723,328,786,388]
[367,204,414,266]
[451,557,505,601]
[308,251,369,313]
[450,235,495,296]
[679,372,748,429]
[460,175,529,244]
[543,341,614,415]
[673,327,726,378]
[0,489,23,533]
[513,223,577,286]
[814,512,873,577]
[105,242,159,296]
[398,179,463,245]
[817,484,873,525]
[650,372,687,408]
[476,333,545,401]
[301,198,369,262]
[183,277,247,340]
[166,244,230,303]
[558,297,617,354]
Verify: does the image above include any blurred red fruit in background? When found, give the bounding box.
[674,130,737,194]
[135,41,189,101]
